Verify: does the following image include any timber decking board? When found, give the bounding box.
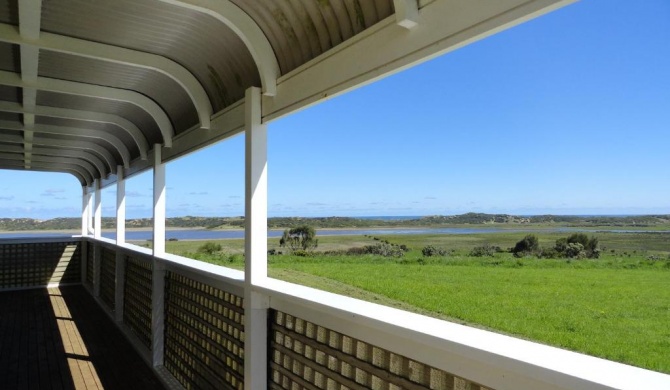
[0,286,164,390]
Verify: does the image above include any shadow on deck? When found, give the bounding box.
[0,285,164,390]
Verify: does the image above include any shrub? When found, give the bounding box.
[512,235,539,257]
[366,243,405,257]
[556,234,600,258]
[539,247,560,259]
[197,242,221,255]
[280,225,318,252]
[422,245,447,257]
[564,242,585,259]
[469,244,500,257]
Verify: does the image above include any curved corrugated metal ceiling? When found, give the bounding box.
[0,0,398,185]
[40,0,260,113]
[0,0,487,186]
[232,0,394,74]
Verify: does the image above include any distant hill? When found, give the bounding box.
[1,213,669,231]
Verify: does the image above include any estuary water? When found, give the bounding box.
[1,227,667,241]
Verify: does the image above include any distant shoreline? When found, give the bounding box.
[2,213,669,234]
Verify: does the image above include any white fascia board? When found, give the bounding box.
[0,69,174,147]
[0,120,131,168]
[157,0,279,96]
[163,98,245,162]
[263,0,576,122]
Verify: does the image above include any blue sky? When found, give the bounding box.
[1,0,668,219]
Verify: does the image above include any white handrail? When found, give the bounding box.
[258,278,670,390]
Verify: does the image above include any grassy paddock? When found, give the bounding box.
[164,231,670,373]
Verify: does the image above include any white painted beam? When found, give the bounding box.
[0,120,131,168]
[263,0,576,122]
[18,0,41,168]
[0,23,213,129]
[18,0,41,40]
[0,100,150,160]
[23,128,32,168]
[157,0,279,96]
[0,70,174,147]
[394,0,419,29]
[243,86,269,389]
[19,45,39,84]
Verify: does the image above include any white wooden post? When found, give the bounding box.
[93,179,102,297]
[152,145,166,367]
[243,86,269,389]
[153,145,166,256]
[81,186,90,236]
[93,179,102,239]
[115,165,126,322]
[116,165,126,245]
[81,186,90,284]
[87,189,94,235]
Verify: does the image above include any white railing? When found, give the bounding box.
[4,236,669,389]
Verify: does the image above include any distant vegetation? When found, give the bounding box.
[1,213,670,231]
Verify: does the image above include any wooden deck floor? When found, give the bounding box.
[0,286,165,390]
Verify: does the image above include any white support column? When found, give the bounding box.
[93,179,102,239]
[81,186,89,285]
[115,165,126,323]
[243,86,270,389]
[92,179,102,297]
[87,190,94,235]
[152,145,166,256]
[81,186,90,236]
[116,165,126,245]
[151,144,166,368]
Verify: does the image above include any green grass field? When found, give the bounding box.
[160,231,670,373]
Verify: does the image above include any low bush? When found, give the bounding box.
[197,241,222,254]
[422,245,448,257]
[469,244,500,257]
[512,235,540,257]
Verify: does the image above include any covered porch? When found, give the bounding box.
[1,0,669,389]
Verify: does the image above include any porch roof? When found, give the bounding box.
[0,0,574,188]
